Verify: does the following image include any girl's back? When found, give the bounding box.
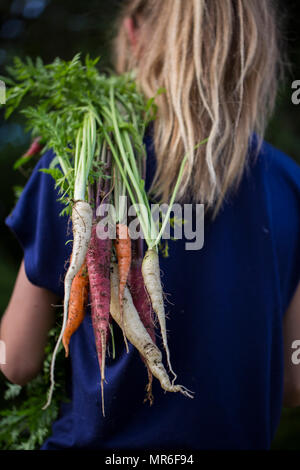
[5,132,300,449]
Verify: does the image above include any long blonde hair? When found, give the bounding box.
[114,0,283,214]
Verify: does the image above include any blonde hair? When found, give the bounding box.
[114,0,283,215]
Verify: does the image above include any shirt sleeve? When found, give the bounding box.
[262,141,300,313]
[5,149,71,297]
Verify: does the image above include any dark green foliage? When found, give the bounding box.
[0,327,67,450]
[2,53,155,218]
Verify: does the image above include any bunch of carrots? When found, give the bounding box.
[3,55,207,416]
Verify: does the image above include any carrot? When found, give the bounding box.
[23,136,43,157]
[115,223,131,309]
[128,245,156,343]
[142,248,177,384]
[110,262,193,398]
[43,200,93,410]
[62,259,89,358]
[87,222,112,417]
[114,222,131,352]
[128,240,156,404]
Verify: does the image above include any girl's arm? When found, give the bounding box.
[0,259,59,386]
[283,280,300,407]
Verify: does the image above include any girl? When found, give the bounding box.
[1,0,300,450]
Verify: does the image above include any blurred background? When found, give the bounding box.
[0,0,299,449]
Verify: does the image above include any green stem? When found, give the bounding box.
[152,155,187,249]
[152,138,209,248]
[105,93,151,242]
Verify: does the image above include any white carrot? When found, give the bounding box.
[110,263,193,398]
[142,248,177,384]
[43,200,93,409]
[43,111,97,409]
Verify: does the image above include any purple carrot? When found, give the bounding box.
[128,238,156,404]
[86,222,112,416]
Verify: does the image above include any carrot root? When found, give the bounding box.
[128,240,156,402]
[87,223,111,417]
[110,262,193,399]
[142,248,177,384]
[144,364,154,406]
[62,260,89,358]
[43,200,93,410]
[114,223,131,353]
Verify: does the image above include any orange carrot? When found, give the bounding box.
[115,223,131,308]
[114,223,131,351]
[62,260,89,358]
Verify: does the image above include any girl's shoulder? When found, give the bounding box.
[235,135,300,223]
[250,138,300,310]
[252,138,300,236]
[255,138,300,191]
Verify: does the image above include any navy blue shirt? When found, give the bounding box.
[5,135,300,450]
